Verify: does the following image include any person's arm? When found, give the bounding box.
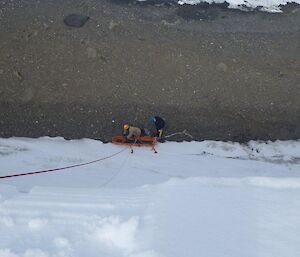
[127,129,133,139]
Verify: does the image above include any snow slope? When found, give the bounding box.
[1,137,300,257]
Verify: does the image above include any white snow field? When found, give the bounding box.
[1,137,300,257]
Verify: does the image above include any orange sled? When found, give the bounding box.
[112,136,157,147]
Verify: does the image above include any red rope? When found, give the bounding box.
[0,147,128,180]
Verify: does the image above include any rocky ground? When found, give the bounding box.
[0,0,299,142]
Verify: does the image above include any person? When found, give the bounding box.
[123,124,141,140]
[149,116,165,138]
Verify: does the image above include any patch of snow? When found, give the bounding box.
[177,0,300,13]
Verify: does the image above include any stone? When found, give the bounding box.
[279,71,286,77]
[216,62,228,72]
[87,47,97,58]
[43,23,50,30]
[0,69,3,75]
[161,19,180,26]
[64,14,89,28]
[109,21,120,30]
[21,88,35,103]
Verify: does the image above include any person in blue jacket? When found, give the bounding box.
[149,116,165,138]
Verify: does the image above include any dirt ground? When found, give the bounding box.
[0,0,299,142]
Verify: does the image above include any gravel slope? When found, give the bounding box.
[0,0,299,141]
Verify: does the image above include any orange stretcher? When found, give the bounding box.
[112,136,157,146]
[112,136,158,153]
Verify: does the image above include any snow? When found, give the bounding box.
[177,0,300,13]
[1,137,300,257]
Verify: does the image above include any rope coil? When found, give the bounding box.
[164,130,193,139]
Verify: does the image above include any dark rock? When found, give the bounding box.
[64,14,90,28]
[100,56,107,62]
[14,71,23,81]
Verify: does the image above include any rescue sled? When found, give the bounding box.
[112,136,157,147]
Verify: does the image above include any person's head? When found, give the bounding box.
[149,117,156,124]
[123,124,129,130]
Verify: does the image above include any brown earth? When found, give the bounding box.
[0,0,299,142]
